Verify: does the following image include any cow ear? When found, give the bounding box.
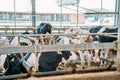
[11,57,15,62]
[7,54,10,59]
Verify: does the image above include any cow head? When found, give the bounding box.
[37,23,52,34]
[4,53,21,75]
[37,23,52,45]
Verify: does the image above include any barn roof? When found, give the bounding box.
[0,0,86,14]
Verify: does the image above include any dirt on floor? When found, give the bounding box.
[17,71,120,80]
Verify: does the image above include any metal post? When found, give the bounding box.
[114,0,119,26]
[117,0,120,72]
[60,0,62,33]
[100,0,103,25]
[31,0,36,33]
[76,0,79,27]
[13,0,16,34]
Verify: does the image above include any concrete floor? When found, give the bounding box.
[17,71,120,80]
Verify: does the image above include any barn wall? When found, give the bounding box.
[70,13,85,24]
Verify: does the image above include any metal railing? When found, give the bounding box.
[0,28,118,79]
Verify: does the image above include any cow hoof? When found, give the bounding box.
[26,67,33,77]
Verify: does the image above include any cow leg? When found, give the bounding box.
[34,52,41,72]
[94,49,100,62]
[100,50,107,67]
[98,49,101,57]
[103,49,110,67]
[88,51,92,67]
[78,50,85,68]
[78,50,84,62]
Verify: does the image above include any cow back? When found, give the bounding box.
[99,27,118,42]
[38,51,62,72]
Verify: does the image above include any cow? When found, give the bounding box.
[38,35,79,72]
[97,27,117,66]
[21,23,79,72]
[0,24,51,74]
[38,51,75,72]
[37,23,52,34]
[88,26,103,41]
[4,53,22,75]
[85,26,118,67]
[98,27,118,42]
[84,26,104,63]
[56,28,93,68]
[9,31,37,60]
[0,31,35,75]
[87,26,118,43]
[10,31,32,47]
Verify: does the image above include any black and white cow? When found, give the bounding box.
[4,53,22,75]
[88,26,103,41]
[0,31,34,75]
[88,26,118,42]
[39,51,74,72]
[98,27,118,42]
[21,23,79,72]
[10,31,32,47]
[37,23,52,34]
[86,26,118,66]
[0,24,51,74]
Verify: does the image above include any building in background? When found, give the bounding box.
[0,11,85,25]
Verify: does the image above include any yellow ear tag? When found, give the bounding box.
[11,57,14,61]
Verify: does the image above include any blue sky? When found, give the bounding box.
[0,0,116,13]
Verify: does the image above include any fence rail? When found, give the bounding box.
[0,33,117,54]
[0,42,116,54]
[0,27,118,79]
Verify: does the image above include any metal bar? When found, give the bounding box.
[117,0,120,72]
[31,0,36,29]
[0,33,117,37]
[73,5,100,13]
[62,5,117,14]
[0,67,116,80]
[0,24,116,28]
[0,46,35,54]
[0,73,29,80]
[40,43,116,52]
[13,0,16,34]
[32,67,116,77]
[0,43,116,54]
[74,4,117,14]
[100,0,103,25]
[60,0,62,33]
[16,33,118,36]
[76,0,79,27]
[114,0,119,26]
[84,12,118,14]
[0,28,36,31]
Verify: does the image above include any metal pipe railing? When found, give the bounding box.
[0,66,116,80]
